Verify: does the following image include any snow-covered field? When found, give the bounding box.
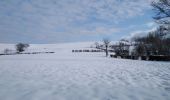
[0,42,170,100]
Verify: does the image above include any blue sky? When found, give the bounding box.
[0,0,157,43]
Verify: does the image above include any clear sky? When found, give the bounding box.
[0,0,157,43]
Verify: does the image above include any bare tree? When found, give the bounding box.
[103,38,110,57]
[151,0,170,55]
[16,43,29,53]
[135,43,146,56]
[152,0,170,24]
[94,42,100,49]
[4,48,11,54]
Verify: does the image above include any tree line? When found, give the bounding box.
[133,0,170,56]
[132,26,170,56]
[96,0,170,57]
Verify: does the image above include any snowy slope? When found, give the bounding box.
[0,42,170,100]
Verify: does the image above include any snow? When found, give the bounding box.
[0,42,170,100]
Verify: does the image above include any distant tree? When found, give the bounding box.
[4,48,11,54]
[152,0,170,24]
[94,42,100,49]
[103,38,110,57]
[135,43,146,56]
[164,38,170,55]
[118,42,125,55]
[16,43,29,53]
[120,39,129,43]
[113,40,130,56]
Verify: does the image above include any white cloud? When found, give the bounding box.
[72,26,120,35]
[0,0,154,43]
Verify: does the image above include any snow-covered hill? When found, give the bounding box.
[0,42,91,53]
[0,42,170,100]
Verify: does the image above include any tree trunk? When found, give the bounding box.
[106,45,108,57]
